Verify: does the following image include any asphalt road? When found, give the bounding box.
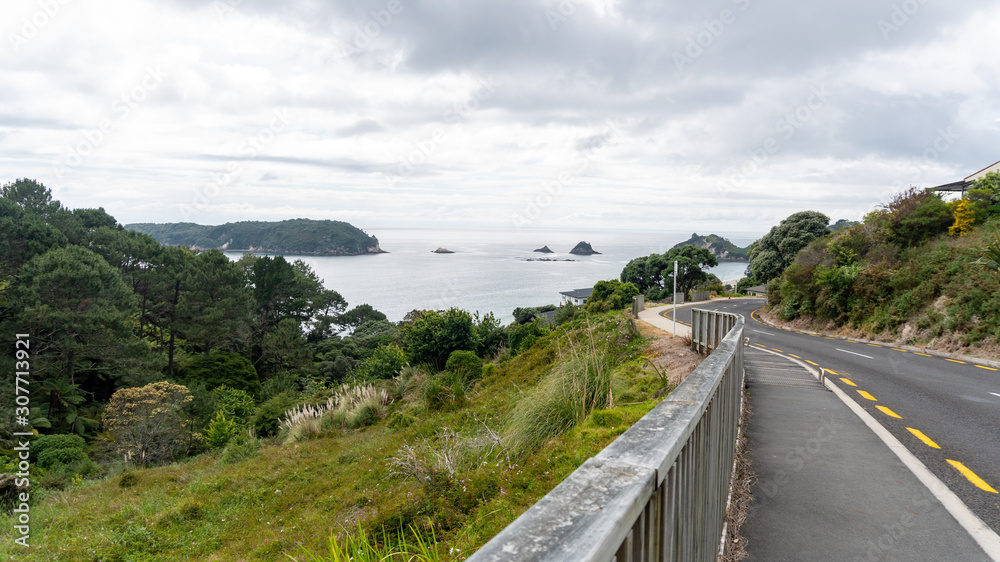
[669,298,1000,534]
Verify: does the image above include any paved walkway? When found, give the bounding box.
[637,303,691,338]
[743,347,994,561]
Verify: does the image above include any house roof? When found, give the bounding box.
[745,284,768,293]
[965,159,1000,182]
[559,288,594,299]
[931,159,1000,192]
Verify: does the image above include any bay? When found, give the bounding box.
[228,228,753,324]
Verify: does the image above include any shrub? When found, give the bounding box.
[387,412,416,430]
[219,435,261,465]
[507,344,613,453]
[212,385,256,426]
[118,472,139,488]
[32,434,86,463]
[251,391,300,437]
[352,344,407,381]
[204,411,239,449]
[102,381,193,466]
[444,350,483,384]
[37,447,88,469]
[182,351,260,397]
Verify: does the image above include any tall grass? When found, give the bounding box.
[292,525,441,562]
[506,341,614,454]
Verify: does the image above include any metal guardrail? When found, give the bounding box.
[467,310,745,562]
[690,308,739,355]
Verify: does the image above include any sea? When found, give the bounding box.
[227,228,756,324]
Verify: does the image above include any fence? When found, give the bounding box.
[467,310,745,562]
[690,308,739,355]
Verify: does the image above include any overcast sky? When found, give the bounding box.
[3,0,997,238]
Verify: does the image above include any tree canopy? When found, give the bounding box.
[745,211,830,284]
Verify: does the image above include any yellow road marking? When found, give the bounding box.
[947,460,999,493]
[789,354,801,359]
[805,360,819,366]
[877,406,902,418]
[857,390,877,401]
[825,369,840,376]
[840,378,857,387]
[810,334,820,337]
[975,365,999,371]
[867,343,882,347]
[906,427,939,448]
[914,353,932,357]
[825,337,837,340]
[754,343,766,348]
[770,348,783,352]
[946,359,967,364]
[892,348,907,352]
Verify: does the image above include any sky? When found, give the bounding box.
[2,0,998,240]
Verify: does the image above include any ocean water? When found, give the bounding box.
[228,228,753,324]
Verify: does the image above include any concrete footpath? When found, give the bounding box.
[742,347,995,561]
[637,303,692,338]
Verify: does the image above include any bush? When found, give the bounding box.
[444,350,483,384]
[32,434,86,462]
[37,447,88,469]
[212,385,256,426]
[102,381,193,466]
[204,411,239,449]
[251,391,301,437]
[182,351,260,397]
[352,344,407,381]
[219,435,262,465]
[507,345,613,453]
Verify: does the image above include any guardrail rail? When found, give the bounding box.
[467,309,745,562]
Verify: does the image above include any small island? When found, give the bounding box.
[432,247,455,254]
[125,218,384,256]
[524,258,576,262]
[533,246,554,253]
[569,241,601,255]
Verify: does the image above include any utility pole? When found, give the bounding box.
[672,260,678,338]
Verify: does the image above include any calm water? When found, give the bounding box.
[228,228,753,324]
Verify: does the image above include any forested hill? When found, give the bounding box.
[672,233,748,262]
[126,219,384,255]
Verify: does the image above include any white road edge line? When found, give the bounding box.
[752,329,775,335]
[991,392,1000,398]
[755,348,1000,560]
[836,348,874,359]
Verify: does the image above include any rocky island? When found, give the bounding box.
[125,218,384,256]
[533,245,554,253]
[672,233,748,262]
[569,241,601,255]
[433,247,455,254]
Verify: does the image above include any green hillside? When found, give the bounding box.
[765,174,1000,355]
[126,219,383,255]
[673,233,748,261]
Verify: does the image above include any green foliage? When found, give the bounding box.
[553,301,577,325]
[512,305,556,325]
[869,188,952,248]
[444,349,483,384]
[352,344,408,381]
[212,385,256,424]
[474,312,505,357]
[400,308,477,369]
[182,351,260,397]
[585,280,639,313]
[204,411,239,449]
[621,244,718,298]
[126,218,381,255]
[219,434,262,465]
[507,343,615,453]
[506,319,550,355]
[746,210,829,283]
[251,390,301,437]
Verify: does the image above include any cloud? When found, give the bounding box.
[0,0,996,235]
